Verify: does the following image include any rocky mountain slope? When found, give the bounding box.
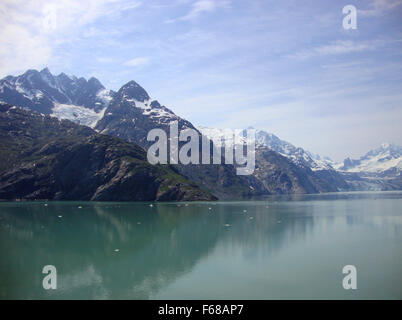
[95,81,269,198]
[199,127,349,193]
[0,103,215,201]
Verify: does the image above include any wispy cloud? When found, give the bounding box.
[0,0,142,77]
[287,40,381,60]
[359,0,402,17]
[165,0,230,23]
[124,57,150,67]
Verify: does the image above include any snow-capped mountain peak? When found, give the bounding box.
[338,142,402,173]
[0,68,113,127]
[198,126,334,171]
[105,80,185,126]
[0,69,189,131]
[365,142,401,158]
[118,80,150,102]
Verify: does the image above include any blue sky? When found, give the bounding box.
[1,0,401,161]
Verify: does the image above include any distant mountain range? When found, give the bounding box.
[199,127,334,171]
[336,143,402,173]
[0,68,401,200]
[199,127,402,191]
[334,143,402,191]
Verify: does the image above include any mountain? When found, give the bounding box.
[0,68,352,197]
[199,127,402,192]
[199,127,334,171]
[0,68,113,127]
[199,127,349,193]
[337,143,402,173]
[335,143,402,191]
[95,80,195,146]
[1,69,265,199]
[93,79,349,196]
[95,81,269,199]
[0,103,215,201]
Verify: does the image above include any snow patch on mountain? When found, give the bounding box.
[51,103,106,128]
[198,126,333,171]
[96,89,113,106]
[122,95,182,125]
[40,68,58,89]
[125,98,150,109]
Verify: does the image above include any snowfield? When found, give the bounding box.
[51,103,106,128]
[198,126,333,171]
[336,143,402,173]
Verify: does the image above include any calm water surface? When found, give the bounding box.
[0,191,401,299]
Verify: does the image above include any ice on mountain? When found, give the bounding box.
[51,103,106,128]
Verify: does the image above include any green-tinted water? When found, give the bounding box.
[0,192,401,299]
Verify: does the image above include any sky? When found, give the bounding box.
[0,0,401,161]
